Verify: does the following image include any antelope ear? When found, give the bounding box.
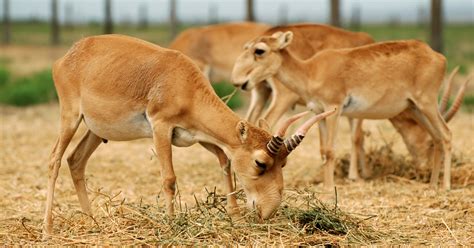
[276,31,293,50]
[271,31,284,38]
[257,118,270,132]
[236,120,249,143]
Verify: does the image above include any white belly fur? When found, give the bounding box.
[341,95,409,119]
[83,112,153,141]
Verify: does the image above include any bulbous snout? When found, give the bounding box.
[247,191,282,220]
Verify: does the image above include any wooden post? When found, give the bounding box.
[208,3,218,24]
[330,0,340,27]
[138,3,148,30]
[246,0,255,22]
[51,0,60,45]
[278,3,288,25]
[430,0,443,53]
[104,0,113,34]
[350,4,361,31]
[2,0,10,44]
[64,2,74,29]
[169,0,177,40]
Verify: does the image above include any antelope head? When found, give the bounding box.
[394,68,471,167]
[231,31,294,91]
[231,108,336,219]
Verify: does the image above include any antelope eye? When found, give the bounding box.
[255,160,267,171]
[254,49,265,56]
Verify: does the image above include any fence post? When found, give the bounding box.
[330,0,340,27]
[138,3,148,30]
[104,0,113,34]
[430,0,443,53]
[278,3,288,25]
[51,0,60,45]
[2,0,10,44]
[246,0,255,21]
[169,0,177,40]
[350,4,361,31]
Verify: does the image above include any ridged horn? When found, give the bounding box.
[439,66,459,112]
[443,75,471,122]
[266,136,284,155]
[284,108,337,153]
[266,111,310,155]
[274,111,310,137]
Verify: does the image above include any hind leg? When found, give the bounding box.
[408,103,452,190]
[43,106,82,236]
[67,130,102,215]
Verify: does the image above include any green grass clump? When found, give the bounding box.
[211,81,243,110]
[0,69,57,106]
[284,205,348,235]
[463,95,474,111]
[0,67,10,87]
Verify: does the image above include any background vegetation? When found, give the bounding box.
[0,22,472,108]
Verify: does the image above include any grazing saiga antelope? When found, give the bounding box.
[43,34,335,235]
[169,22,270,82]
[391,68,470,168]
[232,31,453,190]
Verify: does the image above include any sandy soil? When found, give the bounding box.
[0,103,473,245]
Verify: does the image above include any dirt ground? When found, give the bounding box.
[0,102,473,245]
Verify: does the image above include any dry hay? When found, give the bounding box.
[1,104,473,245]
[336,143,473,187]
[2,187,385,246]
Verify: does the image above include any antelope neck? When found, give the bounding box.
[275,49,313,100]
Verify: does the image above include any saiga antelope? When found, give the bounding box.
[239,24,373,126]
[390,68,469,169]
[234,23,374,179]
[235,24,469,180]
[232,31,453,190]
[43,34,335,236]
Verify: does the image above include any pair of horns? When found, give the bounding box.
[267,109,337,155]
[439,66,472,122]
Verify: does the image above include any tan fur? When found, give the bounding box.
[236,25,467,181]
[43,34,332,237]
[232,32,452,191]
[169,22,270,82]
[239,24,374,125]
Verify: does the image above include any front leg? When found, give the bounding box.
[321,107,342,190]
[263,78,301,128]
[245,81,272,123]
[200,142,238,212]
[348,118,368,179]
[151,120,176,216]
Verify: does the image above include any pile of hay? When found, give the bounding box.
[2,187,383,245]
[337,143,473,187]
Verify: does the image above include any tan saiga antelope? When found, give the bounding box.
[391,68,470,168]
[44,34,335,235]
[235,24,469,181]
[232,31,453,190]
[239,24,374,126]
[234,23,375,179]
[169,22,270,82]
